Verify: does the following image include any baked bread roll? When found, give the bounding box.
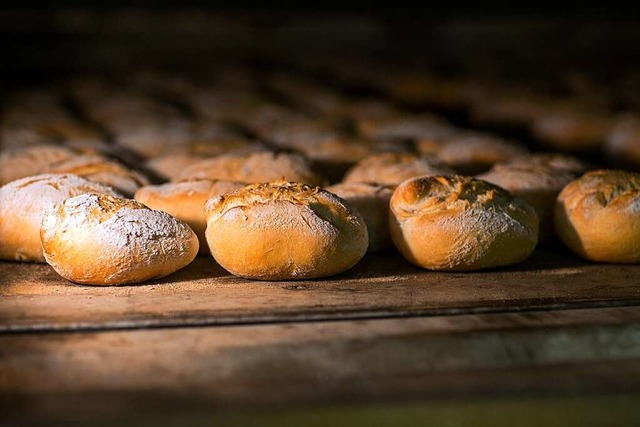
[477,164,575,242]
[41,194,199,285]
[47,155,149,197]
[436,133,528,175]
[555,170,640,263]
[606,114,640,170]
[135,179,246,254]
[390,175,538,271]
[174,152,327,186]
[204,180,368,280]
[531,107,612,153]
[0,145,78,185]
[499,152,591,176]
[343,153,454,186]
[326,182,394,252]
[0,174,120,262]
[144,154,205,181]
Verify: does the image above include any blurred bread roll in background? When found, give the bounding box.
[174,152,327,186]
[327,182,394,252]
[478,163,576,242]
[343,153,454,186]
[135,179,246,254]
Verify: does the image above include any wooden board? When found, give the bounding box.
[3,307,640,407]
[1,249,640,333]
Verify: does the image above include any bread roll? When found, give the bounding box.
[144,154,205,181]
[0,145,77,185]
[606,114,640,170]
[174,152,327,186]
[499,152,591,176]
[326,182,394,252]
[531,107,612,153]
[555,170,640,263]
[343,153,454,186]
[436,133,528,175]
[135,179,245,254]
[477,164,575,242]
[47,155,149,197]
[41,194,199,285]
[204,180,368,280]
[390,175,538,271]
[0,174,120,262]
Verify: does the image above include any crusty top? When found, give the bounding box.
[42,194,195,252]
[558,170,640,213]
[205,180,362,229]
[391,175,536,226]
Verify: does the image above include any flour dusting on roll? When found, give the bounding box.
[41,194,199,285]
[0,173,120,262]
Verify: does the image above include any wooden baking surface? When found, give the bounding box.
[1,249,640,332]
[3,307,640,406]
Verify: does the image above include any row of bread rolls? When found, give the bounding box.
[1,165,639,286]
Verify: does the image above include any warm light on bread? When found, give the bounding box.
[390,175,538,271]
[41,194,199,285]
[555,170,640,263]
[204,180,368,280]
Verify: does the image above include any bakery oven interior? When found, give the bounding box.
[2,3,640,425]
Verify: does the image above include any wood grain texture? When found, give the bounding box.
[2,249,640,332]
[2,307,640,407]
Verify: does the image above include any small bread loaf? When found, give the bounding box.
[0,174,120,262]
[343,153,454,186]
[477,164,575,242]
[606,114,640,170]
[555,170,640,263]
[204,180,368,280]
[436,133,528,174]
[135,179,246,253]
[47,155,149,197]
[390,175,538,271]
[174,152,327,186]
[499,152,591,176]
[41,194,199,285]
[326,182,394,252]
[531,107,612,153]
[0,145,77,185]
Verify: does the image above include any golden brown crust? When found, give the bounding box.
[342,153,454,186]
[204,180,368,280]
[326,182,394,252]
[554,170,640,263]
[174,152,327,186]
[41,194,199,285]
[135,179,246,254]
[390,175,538,271]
